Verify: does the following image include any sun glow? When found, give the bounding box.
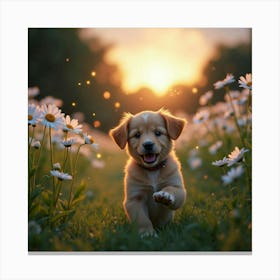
[85,29,217,96]
[121,51,199,96]
[104,30,208,96]
[134,60,179,94]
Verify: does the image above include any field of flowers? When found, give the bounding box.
[28,73,252,251]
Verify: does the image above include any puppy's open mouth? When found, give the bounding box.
[142,153,158,164]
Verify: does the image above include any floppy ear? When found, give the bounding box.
[109,113,132,149]
[160,110,186,140]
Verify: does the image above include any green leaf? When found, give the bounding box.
[73,181,86,200]
[31,185,44,201]
[59,199,68,210]
[40,175,51,188]
[71,195,86,207]
[50,209,75,224]
[41,190,52,207]
[28,167,37,178]
[28,202,40,217]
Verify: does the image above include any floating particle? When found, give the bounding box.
[92,112,96,117]
[103,91,111,100]
[192,87,198,94]
[86,80,91,85]
[72,102,76,107]
[65,58,70,62]
[91,71,96,77]
[93,120,101,128]
[114,102,121,109]
[77,82,82,86]
[195,145,199,150]
[203,175,208,180]
[96,153,102,159]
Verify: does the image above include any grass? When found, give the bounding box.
[29,144,251,252]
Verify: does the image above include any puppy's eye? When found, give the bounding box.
[134,132,141,139]
[155,130,162,137]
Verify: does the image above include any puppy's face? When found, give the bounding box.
[110,110,186,168]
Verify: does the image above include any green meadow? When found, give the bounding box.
[29,143,251,252]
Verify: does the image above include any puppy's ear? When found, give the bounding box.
[160,109,186,140]
[109,113,132,149]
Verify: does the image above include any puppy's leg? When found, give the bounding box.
[153,186,186,210]
[124,199,157,237]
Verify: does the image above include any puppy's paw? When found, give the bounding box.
[139,227,158,238]
[153,191,175,207]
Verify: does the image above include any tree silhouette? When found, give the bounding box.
[28,28,123,131]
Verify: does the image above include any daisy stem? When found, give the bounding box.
[226,88,245,148]
[67,144,83,209]
[62,147,69,172]
[245,90,252,142]
[48,127,56,212]
[243,160,251,193]
[54,180,63,209]
[49,127,54,167]
[28,125,35,154]
[33,126,47,186]
[28,126,35,203]
[61,131,68,170]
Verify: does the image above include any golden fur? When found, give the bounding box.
[109,109,187,236]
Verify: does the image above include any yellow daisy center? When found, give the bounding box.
[247,82,252,86]
[28,114,33,120]
[66,124,74,130]
[45,113,55,122]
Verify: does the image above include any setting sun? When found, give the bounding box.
[122,55,199,96]
[99,29,212,96]
[142,61,173,93]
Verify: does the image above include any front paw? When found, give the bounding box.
[153,191,175,207]
[139,227,158,238]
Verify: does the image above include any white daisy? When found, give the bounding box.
[237,117,247,127]
[28,104,42,126]
[188,157,202,170]
[212,157,229,167]
[50,170,72,181]
[238,73,252,90]
[28,87,40,99]
[62,137,76,148]
[199,90,213,106]
[91,159,106,169]
[213,74,235,89]
[82,133,95,145]
[31,140,41,149]
[53,162,61,171]
[221,166,244,185]
[40,104,65,130]
[40,96,63,107]
[227,146,249,167]
[193,110,210,124]
[63,115,83,134]
[208,140,223,155]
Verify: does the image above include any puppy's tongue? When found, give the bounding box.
[143,153,157,163]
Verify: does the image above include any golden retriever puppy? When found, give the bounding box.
[110,109,187,237]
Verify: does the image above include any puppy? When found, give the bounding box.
[110,109,187,237]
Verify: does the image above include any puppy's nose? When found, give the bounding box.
[143,141,154,151]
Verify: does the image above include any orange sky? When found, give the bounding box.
[80,28,250,96]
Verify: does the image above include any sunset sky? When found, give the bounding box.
[80,28,251,96]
